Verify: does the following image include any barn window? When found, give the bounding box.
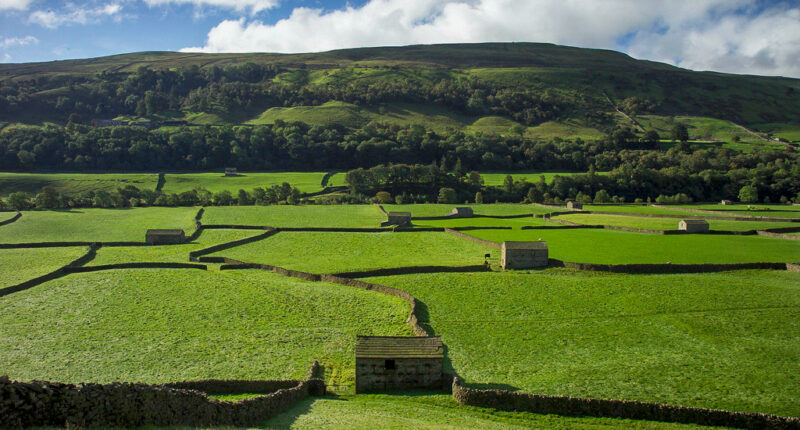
[384,359,396,370]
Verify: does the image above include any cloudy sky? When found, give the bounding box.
[1,0,798,77]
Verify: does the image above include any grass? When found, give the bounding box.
[0,211,17,222]
[367,270,800,416]
[750,122,800,142]
[211,231,493,273]
[465,228,800,264]
[674,204,800,218]
[0,172,159,197]
[582,204,714,216]
[0,269,412,386]
[202,205,385,228]
[263,392,715,429]
[479,171,608,186]
[382,203,546,217]
[0,207,198,243]
[635,115,783,151]
[0,247,87,288]
[554,213,799,231]
[88,229,262,265]
[161,172,328,194]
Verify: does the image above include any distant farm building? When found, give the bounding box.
[145,229,185,245]
[501,241,548,269]
[678,219,709,233]
[721,200,734,205]
[381,212,411,227]
[450,207,474,218]
[355,336,444,393]
[566,201,583,210]
[224,168,239,177]
[91,119,127,127]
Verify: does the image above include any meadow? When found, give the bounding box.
[160,172,328,194]
[0,172,159,197]
[381,203,547,217]
[0,269,411,386]
[212,231,492,273]
[203,205,385,228]
[0,207,197,243]
[673,204,800,218]
[553,213,799,231]
[465,228,800,264]
[368,270,800,416]
[0,246,87,288]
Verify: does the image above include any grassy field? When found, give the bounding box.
[203,205,385,228]
[212,231,492,273]
[0,269,411,386]
[673,204,800,218]
[554,213,799,231]
[382,203,547,217]
[161,172,328,194]
[0,247,87,288]
[635,115,782,151]
[263,392,714,429]
[751,122,800,142]
[368,270,800,416]
[0,172,159,197]
[0,211,17,223]
[581,204,721,216]
[479,171,607,186]
[465,228,800,264]
[0,207,198,243]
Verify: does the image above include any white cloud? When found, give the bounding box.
[29,3,124,28]
[0,0,34,11]
[181,0,800,77]
[0,35,38,48]
[143,0,278,14]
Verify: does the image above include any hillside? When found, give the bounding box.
[1,43,798,137]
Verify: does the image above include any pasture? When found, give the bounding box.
[1,203,798,427]
[160,172,328,194]
[553,213,799,231]
[0,172,158,197]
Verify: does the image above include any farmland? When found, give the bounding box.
[160,172,329,194]
[0,173,159,197]
[0,202,798,428]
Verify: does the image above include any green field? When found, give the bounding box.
[0,269,411,386]
[0,211,17,223]
[264,392,714,429]
[673,204,800,218]
[212,231,492,273]
[0,207,197,243]
[582,204,718,216]
[554,213,799,231]
[465,228,800,264]
[368,270,800,416]
[0,247,87,288]
[0,172,159,197]
[203,205,385,228]
[479,171,607,186]
[635,115,782,151]
[382,203,546,217]
[751,122,800,142]
[161,172,328,194]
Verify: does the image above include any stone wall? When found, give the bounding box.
[356,357,443,393]
[332,265,490,278]
[0,374,325,429]
[451,377,799,429]
[0,244,98,298]
[0,212,21,227]
[444,228,501,249]
[549,259,788,274]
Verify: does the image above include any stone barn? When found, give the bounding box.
[450,207,474,218]
[224,167,238,177]
[501,241,548,269]
[678,219,709,233]
[566,201,583,210]
[381,212,411,227]
[145,229,186,245]
[721,200,734,205]
[355,336,443,393]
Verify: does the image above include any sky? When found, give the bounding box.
[0,0,799,78]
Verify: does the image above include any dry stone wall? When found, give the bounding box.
[0,212,21,227]
[452,378,799,429]
[0,244,98,298]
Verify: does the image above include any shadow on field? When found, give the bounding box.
[465,382,522,391]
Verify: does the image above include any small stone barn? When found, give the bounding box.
[381,212,411,227]
[721,200,734,205]
[450,207,474,218]
[224,167,238,177]
[355,336,443,393]
[501,241,548,269]
[678,219,709,233]
[145,229,185,245]
[566,201,583,210]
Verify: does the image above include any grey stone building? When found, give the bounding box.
[501,241,548,269]
[566,201,583,210]
[381,212,411,227]
[678,219,709,233]
[355,336,444,393]
[721,200,734,205]
[224,168,239,177]
[145,229,186,245]
[450,207,474,218]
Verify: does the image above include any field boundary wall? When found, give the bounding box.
[0,367,325,428]
[548,259,787,274]
[0,212,21,227]
[331,265,490,278]
[452,377,799,430]
[444,228,501,249]
[189,229,279,262]
[0,244,98,298]
[65,263,207,273]
[650,204,800,222]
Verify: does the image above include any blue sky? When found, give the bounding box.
[1,0,798,77]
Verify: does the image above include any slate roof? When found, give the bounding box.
[356,336,443,359]
[680,219,709,225]
[501,241,548,250]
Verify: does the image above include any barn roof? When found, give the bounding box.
[146,229,185,236]
[680,219,709,225]
[356,336,443,359]
[388,212,411,217]
[502,241,548,250]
